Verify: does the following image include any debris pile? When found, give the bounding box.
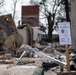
[0,14,76,75]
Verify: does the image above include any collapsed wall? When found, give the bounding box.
[0,14,23,54]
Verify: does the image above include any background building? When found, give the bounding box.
[21,6,39,26]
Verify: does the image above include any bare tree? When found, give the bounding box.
[12,0,18,19]
[30,0,66,42]
[11,0,29,25]
[0,0,5,14]
[0,0,4,7]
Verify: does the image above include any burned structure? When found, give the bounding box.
[0,14,23,55]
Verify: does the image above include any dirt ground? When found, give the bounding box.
[0,57,58,75]
[44,72,57,75]
[0,65,36,75]
[0,65,57,75]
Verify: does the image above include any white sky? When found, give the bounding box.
[0,0,58,34]
[0,0,31,25]
[0,0,46,25]
[0,0,48,26]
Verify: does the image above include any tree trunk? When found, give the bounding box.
[47,13,54,42]
[64,0,70,22]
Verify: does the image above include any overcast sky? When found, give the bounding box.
[0,0,31,24]
[0,0,58,34]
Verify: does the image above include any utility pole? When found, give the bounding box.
[64,0,70,22]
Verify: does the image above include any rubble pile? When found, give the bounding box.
[0,14,76,75]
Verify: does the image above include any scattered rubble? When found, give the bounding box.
[0,14,76,75]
